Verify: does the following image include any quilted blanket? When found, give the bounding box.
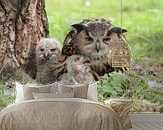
[0,98,124,130]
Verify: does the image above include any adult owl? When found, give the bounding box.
[36,38,62,84]
[61,18,131,77]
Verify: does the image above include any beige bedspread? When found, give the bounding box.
[0,98,125,130]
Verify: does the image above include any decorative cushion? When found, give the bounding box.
[23,85,51,100]
[58,83,88,99]
[32,93,74,99]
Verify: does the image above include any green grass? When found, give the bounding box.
[97,71,163,105]
[0,79,15,111]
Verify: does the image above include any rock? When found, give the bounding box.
[148,80,163,88]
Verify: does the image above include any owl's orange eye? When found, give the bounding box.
[40,48,44,52]
[50,48,56,52]
[103,37,111,43]
[85,36,93,43]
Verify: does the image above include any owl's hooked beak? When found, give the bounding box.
[44,52,50,60]
[96,43,100,53]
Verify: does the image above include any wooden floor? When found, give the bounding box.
[127,113,163,130]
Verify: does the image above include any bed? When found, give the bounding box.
[0,98,125,130]
[0,82,133,130]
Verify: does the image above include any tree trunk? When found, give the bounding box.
[0,0,49,81]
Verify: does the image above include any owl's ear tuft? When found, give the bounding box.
[71,24,86,32]
[110,27,127,34]
[122,28,127,33]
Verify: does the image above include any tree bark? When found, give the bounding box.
[0,0,49,81]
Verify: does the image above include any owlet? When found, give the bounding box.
[36,38,62,84]
[59,55,95,84]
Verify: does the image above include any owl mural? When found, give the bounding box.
[61,18,131,77]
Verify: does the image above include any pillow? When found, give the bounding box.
[87,82,98,102]
[32,93,74,99]
[15,82,58,102]
[23,85,51,100]
[15,82,24,103]
[58,83,88,99]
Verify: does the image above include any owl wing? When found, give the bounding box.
[51,54,67,80]
[62,29,80,56]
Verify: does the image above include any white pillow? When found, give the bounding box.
[15,82,24,103]
[87,82,98,102]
